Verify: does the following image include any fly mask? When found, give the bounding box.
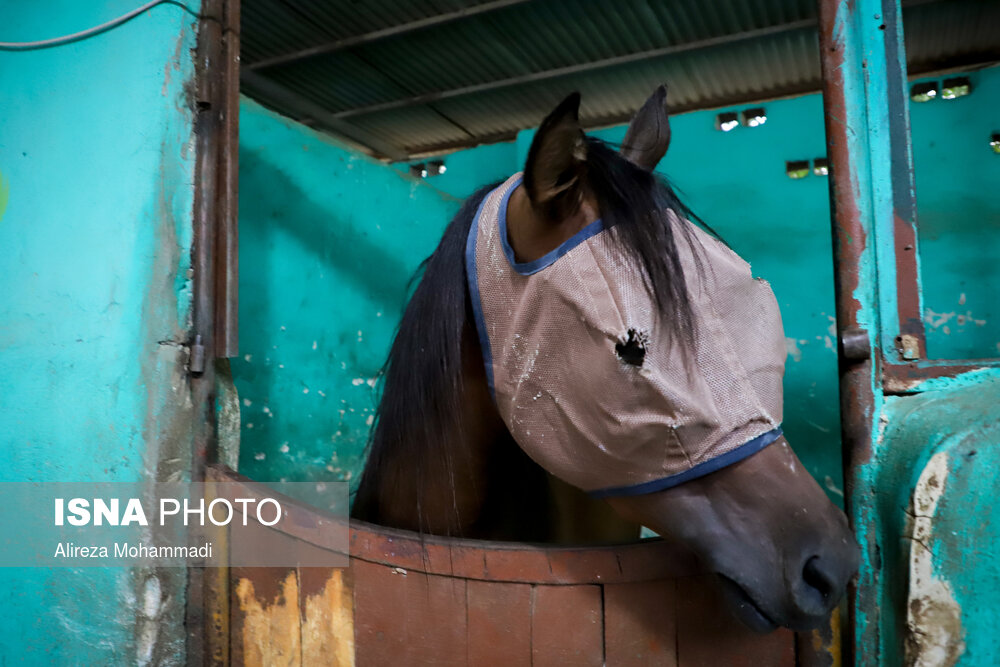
[466,172,787,498]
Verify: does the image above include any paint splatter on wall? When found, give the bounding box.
[234,99,460,491]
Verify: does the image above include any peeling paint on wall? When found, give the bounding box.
[234,98,460,491]
[905,450,965,667]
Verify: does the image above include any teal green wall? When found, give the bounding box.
[0,1,201,664]
[909,68,1000,360]
[867,369,1000,666]
[234,99,460,488]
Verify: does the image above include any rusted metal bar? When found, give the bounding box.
[816,0,882,663]
[189,0,223,468]
[202,0,239,650]
[247,0,533,71]
[880,0,927,364]
[214,0,240,358]
[203,467,232,667]
[883,358,1000,394]
[187,0,237,662]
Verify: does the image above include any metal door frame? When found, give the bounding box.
[187,0,241,663]
[818,0,1000,662]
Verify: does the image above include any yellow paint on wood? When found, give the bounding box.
[302,570,355,667]
[235,574,302,666]
[828,609,842,667]
[235,570,355,667]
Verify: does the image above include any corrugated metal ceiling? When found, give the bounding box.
[240,0,1000,160]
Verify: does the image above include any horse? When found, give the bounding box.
[352,86,859,632]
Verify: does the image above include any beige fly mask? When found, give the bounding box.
[466,172,787,498]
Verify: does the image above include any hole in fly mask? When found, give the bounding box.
[615,329,648,367]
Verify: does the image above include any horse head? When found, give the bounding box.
[485,88,860,632]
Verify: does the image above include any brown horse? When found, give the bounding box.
[353,87,859,632]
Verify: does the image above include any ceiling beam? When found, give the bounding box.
[404,79,826,158]
[398,49,1000,159]
[240,70,409,161]
[248,0,533,71]
[331,18,819,119]
[326,0,948,121]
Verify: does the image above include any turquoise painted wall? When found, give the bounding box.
[233,99,460,489]
[867,369,1000,666]
[0,2,200,664]
[909,68,1000,360]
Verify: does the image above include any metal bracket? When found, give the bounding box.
[898,334,921,361]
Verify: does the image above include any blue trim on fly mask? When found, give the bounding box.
[467,175,608,400]
[465,184,499,400]
[498,175,606,276]
[588,427,784,499]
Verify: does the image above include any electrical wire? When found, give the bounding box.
[0,0,197,51]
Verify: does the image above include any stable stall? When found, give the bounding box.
[218,0,1000,664]
[3,0,999,664]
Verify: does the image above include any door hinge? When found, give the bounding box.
[190,334,206,375]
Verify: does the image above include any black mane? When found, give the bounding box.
[352,140,711,531]
[583,138,711,347]
[351,183,499,525]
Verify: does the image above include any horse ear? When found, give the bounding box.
[620,85,671,171]
[524,92,587,220]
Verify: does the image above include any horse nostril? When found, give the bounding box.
[802,555,836,601]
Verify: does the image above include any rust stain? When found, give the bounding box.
[235,574,302,666]
[301,570,355,666]
[801,606,841,667]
